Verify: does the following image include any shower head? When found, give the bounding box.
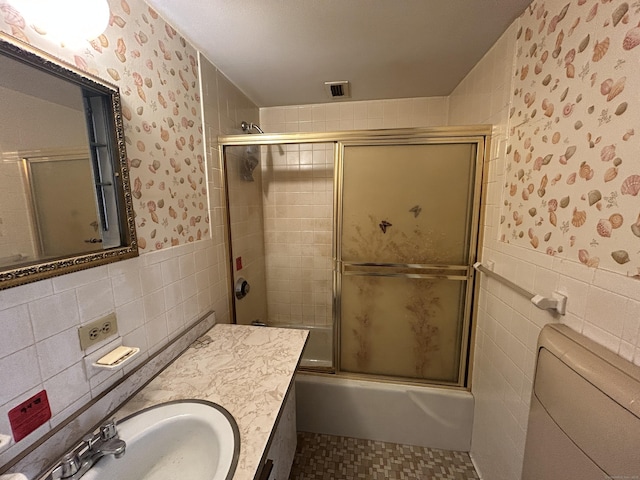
[240,145,259,181]
[241,121,264,134]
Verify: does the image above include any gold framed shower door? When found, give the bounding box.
[219,126,490,388]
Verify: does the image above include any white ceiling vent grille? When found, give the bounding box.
[324,81,351,99]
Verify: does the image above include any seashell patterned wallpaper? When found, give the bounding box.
[0,0,206,252]
[503,0,640,278]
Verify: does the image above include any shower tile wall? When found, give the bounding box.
[449,4,640,479]
[259,98,449,328]
[260,143,333,327]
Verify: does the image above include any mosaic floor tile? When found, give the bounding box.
[289,432,479,480]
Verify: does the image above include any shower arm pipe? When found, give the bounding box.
[240,121,264,134]
[473,262,567,315]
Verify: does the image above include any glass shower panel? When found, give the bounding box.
[224,141,335,370]
[261,142,335,369]
[225,144,269,326]
[341,143,476,266]
[339,142,478,384]
[261,143,334,328]
[340,274,466,382]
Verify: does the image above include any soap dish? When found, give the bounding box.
[92,346,140,370]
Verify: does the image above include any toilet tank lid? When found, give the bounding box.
[537,324,640,418]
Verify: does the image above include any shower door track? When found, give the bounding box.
[219,126,491,389]
[218,126,492,146]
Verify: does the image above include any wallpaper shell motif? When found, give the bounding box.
[503,0,640,278]
[0,0,207,252]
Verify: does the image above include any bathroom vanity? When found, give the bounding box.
[113,324,308,480]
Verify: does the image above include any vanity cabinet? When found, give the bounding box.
[256,460,274,480]
[258,386,297,480]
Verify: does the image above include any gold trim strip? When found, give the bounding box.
[341,262,470,271]
[218,126,492,146]
[342,271,469,281]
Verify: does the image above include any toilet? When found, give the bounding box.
[522,324,640,480]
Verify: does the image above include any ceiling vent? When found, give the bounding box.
[324,81,351,99]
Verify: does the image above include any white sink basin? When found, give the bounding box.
[82,400,240,480]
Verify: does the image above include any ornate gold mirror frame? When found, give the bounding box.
[0,34,138,290]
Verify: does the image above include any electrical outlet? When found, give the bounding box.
[78,313,118,350]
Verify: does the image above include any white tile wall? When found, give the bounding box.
[260,142,333,327]
[262,96,449,134]
[450,12,640,480]
[0,240,224,467]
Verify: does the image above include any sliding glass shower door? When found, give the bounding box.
[220,127,488,384]
[337,141,483,385]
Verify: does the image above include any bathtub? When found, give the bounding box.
[295,373,474,452]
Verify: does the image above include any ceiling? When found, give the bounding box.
[145,0,531,107]
[0,53,83,110]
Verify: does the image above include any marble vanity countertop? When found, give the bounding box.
[115,323,308,480]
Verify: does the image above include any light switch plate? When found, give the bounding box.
[78,313,118,350]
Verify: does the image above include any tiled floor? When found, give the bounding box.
[288,432,479,480]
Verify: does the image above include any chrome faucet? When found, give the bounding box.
[46,419,126,480]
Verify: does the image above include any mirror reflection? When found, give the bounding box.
[0,36,137,288]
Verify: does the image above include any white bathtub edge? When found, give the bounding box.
[295,373,474,452]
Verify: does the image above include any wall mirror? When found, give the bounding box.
[0,34,137,290]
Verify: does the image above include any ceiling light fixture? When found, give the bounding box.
[10,0,110,45]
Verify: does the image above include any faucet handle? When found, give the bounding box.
[60,452,81,478]
[83,433,99,450]
[100,418,118,441]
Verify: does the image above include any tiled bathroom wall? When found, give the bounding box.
[259,98,449,327]
[260,142,334,327]
[261,97,449,134]
[0,244,223,475]
[450,2,640,478]
[199,56,263,326]
[0,0,257,474]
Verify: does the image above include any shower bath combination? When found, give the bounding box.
[220,125,489,387]
[219,126,489,450]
